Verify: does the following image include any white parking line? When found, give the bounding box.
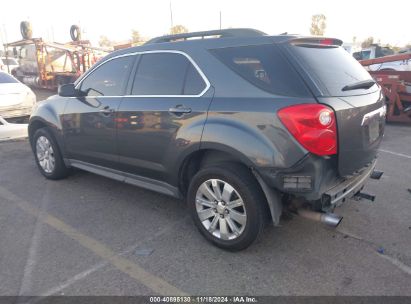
[379,149,411,159]
[338,228,411,278]
[18,185,51,296]
[0,185,186,297]
[377,253,411,276]
[38,261,106,297]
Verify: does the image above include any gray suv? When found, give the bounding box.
[28,29,385,250]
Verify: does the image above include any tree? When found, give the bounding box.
[99,35,114,47]
[170,25,188,35]
[361,37,374,48]
[309,14,326,36]
[131,29,142,44]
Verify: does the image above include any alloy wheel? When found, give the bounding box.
[195,179,247,240]
[36,136,55,174]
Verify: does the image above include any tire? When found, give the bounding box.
[70,25,81,41]
[20,21,33,40]
[187,163,267,251]
[32,128,70,180]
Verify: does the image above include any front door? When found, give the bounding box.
[63,55,135,168]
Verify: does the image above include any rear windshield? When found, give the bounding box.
[210,44,311,97]
[0,72,19,83]
[289,45,376,96]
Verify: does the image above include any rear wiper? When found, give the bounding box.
[342,80,376,91]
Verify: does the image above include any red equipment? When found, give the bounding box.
[360,53,411,123]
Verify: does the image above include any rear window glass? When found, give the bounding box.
[0,72,19,83]
[289,45,376,96]
[132,53,205,95]
[210,44,311,97]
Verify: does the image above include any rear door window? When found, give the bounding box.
[131,52,206,95]
[210,44,311,97]
[183,63,206,95]
[289,45,376,96]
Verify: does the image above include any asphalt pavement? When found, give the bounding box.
[0,124,410,296]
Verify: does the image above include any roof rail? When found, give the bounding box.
[145,28,266,44]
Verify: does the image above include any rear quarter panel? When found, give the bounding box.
[201,97,311,169]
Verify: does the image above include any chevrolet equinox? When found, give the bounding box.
[28,29,385,250]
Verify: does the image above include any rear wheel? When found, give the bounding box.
[32,128,70,180]
[187,163,266,251]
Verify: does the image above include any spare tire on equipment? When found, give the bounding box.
[20,21,33,39]
[70,25,81,41]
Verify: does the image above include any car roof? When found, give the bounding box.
[104,28,307,60]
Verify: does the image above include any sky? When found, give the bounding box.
[1,0,410,47]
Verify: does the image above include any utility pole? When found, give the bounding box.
[2,24,8,45]
[2,24,10,73]
[219,11,222,29]
[169,1,174,29]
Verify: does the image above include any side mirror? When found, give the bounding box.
[58,83,79,97]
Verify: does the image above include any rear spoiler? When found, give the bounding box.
[288,37,343,47]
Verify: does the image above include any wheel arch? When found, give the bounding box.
[178,147,282,225]
[29,116,66,156]
[28,119,47,142]
[177,147,253,195]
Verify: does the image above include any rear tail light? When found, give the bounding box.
[278,104,337,156]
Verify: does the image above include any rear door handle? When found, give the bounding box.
[100,106,115,115]
[168,106,192,115]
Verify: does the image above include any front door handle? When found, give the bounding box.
[100,106,115,115]
[168,106,192,115]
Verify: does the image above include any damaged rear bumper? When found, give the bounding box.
[257,154,378,211]
[322,159,376,208]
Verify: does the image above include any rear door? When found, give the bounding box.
[116,51,212,183]
[285,41,385,176]
[62,55,135,168]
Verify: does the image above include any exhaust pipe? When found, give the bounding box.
[298,209,343,227]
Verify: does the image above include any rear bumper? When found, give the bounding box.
[257,154,377,210]
[322,159,376,208]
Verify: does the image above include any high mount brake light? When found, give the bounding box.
[320,39,334,45]
[289,38,343,47]
[278,104,337,156]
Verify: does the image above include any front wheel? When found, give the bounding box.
[32,128,70,180]
[187,163,267,251]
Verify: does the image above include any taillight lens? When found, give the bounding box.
[278,104,337,156]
